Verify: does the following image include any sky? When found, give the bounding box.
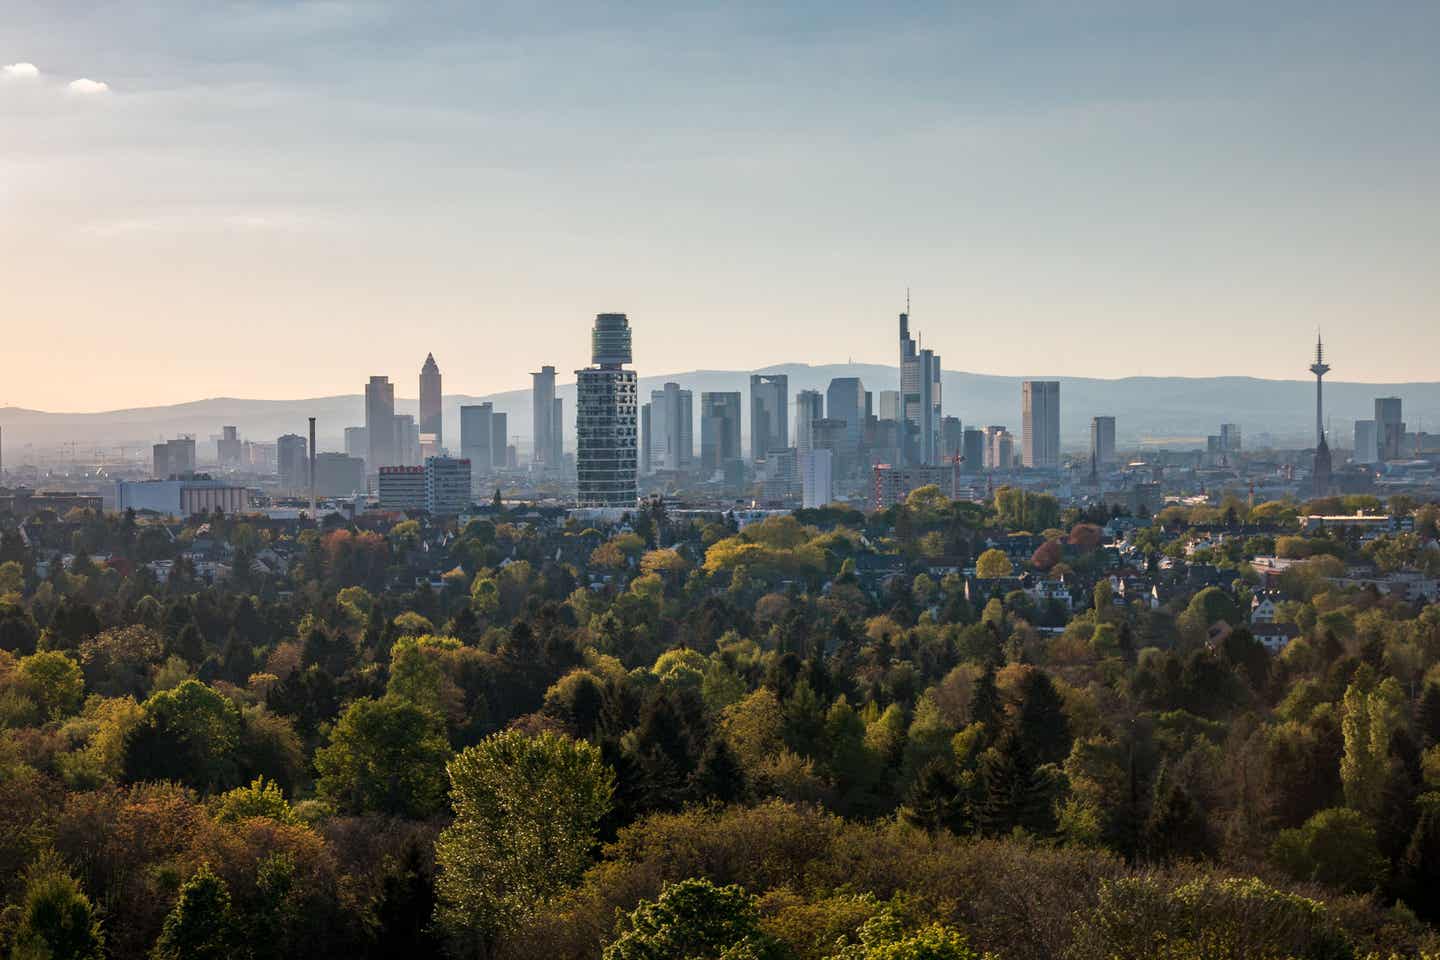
[3,1,1439,411]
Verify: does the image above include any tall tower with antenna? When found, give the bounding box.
[1309,333,1330,448]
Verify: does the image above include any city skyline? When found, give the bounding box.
[5,3,1440,410]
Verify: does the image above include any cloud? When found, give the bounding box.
[67,78,110,95]
[3,62,40,79]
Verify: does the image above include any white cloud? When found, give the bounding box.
[3,62,40,79]
[67,78,110,95]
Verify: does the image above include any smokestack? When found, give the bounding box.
[308,417,317,519]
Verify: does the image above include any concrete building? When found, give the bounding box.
[277,433,308,491]
[0,489,104,517]
[984,425,1014,470]
[532,365,561,470]
[420,353,443,449]
[313,453,365,497]
[343,427,368,467]
[460,404,494,474]
[576,313,639,507]
[750,374,789,461]
[700,392,742,472]
[826,377,866,474]
[648,382,693,472]
[1220,423,1242,453]
[217,426,242,467]
[392,414,421,466]
[873,463,956,511]
[377,466,426,511]
[425,456,472,515]
[1376,397,1404,462]
[152,437,196,479]
[1353,420,1378,464]
[899,305,942,465]
[117,478,248,516]
[961,428,986,473]
[794,389,824,455]
[801,449,834,509]
[639,402,652,475]
[365,376,396,470]
[941,416,963,463]
[878,389,901,423]
[1090,416,1117,467]
[1021,381,1060,469]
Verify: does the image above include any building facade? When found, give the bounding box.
[801,449,833,509]
[899,307,942,465]
[700,392,742,472]
[365,376,396,471]
[531,365,560,470]
[313,453,365,497]
[377,466,426,511]
[749,374,789,462]
[576,314,639,507]
[424,456,472,515]
[1021,381,1060,468]
[277,433,308,491]
[1090,416,1116,467]
[1376,397,1404,462]
[420,353,442,449]
[152,437,196,479]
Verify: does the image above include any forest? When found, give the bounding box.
[3,488,1440,959]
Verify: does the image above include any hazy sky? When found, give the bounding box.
[4,1,1438,411]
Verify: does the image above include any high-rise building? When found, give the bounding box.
[217,426,242,467]
[639,402,652,475]
[425,456,472,515]
[377,466,426,511]
[1090,416,1116,468]
[794,390,824,455]
[700,392,742,472]
[576,313,638,507]
[552,397,564,467]
[750,374,789,461]
[1376,397,1404,462]
[984,425,1014,470]
[899,302,942,464]
[1220,423,1242,453]
[152,437,196,479]
[491,413,509,470]
[1353,420,1378,464]
[343,427,368,467]
[801,449,833,509]
[277,433,308,491]
[392,414,421,466]
[961,428,986,473]
[1021,381,1060,468]
[419,353,442,449]
[460,404,494,473]
[825,377,866,474]
[940,416,963,462]
[531,365,558,470]
[365,376,396,470]
[878,390,901,423]
[313,453,365,497]
[648,382,693,472]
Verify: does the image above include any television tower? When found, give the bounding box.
[1308,332,1330,447]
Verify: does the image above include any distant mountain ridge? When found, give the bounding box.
[3,364,1439,456]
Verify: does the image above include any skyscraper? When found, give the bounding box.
[750,374,789,461]
[648,382,693,472]
[1353,420,1379,464]
[877,390,900,423]
[1090,416,1116,467]
[531,365,558,470]
[700,392,743,471]
[419,353,442,449]
[217,426,241,467]
[1021,381,1060,468]
[460,404,494,473]
[490,412,508,470]
[277,433,308,491]
[1376,397,1404,462]
[961,428,986,473]
[825,377,866,475]
[984,425,1014,470]
[365,376,396,471]
[1220,423,1242,453]
[940,416,963,462]
[794,390,824,455]
[576,313,638,507]
[899,301,942,465]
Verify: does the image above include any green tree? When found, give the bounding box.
[16,650,85,721]
[122,679,242,791]
[314,696,451,817]
[602,878,785,960]
[1271,807,1385,893]
[1340,674,1404,815]
[831,908,985,960]
[435,729,614,955]
[974,549,1012,580]
[10,851,104,960]
[211,775,297,824]
[151,866,238,960]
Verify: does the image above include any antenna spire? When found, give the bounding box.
[906,287,910,315]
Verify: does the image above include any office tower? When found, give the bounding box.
[344,426,368,465]
[749,374,788,461]
[826,377,866,473]
[795,390,824,455]
[217,426,241,467]
[864,390,874,421]
[152,437,196,479]
[700,392,742,471]
[648,382,693,472]
[392,414,420,466]
[1021,381,1060,468]
[531,365,558,470]
[940,416,963,462]
[1220,423,1242,453]
[1353,420,1378,464]
[552,397,564,466]
[491,413,508,470]
[365,376,396,470]
[639,402,652,474]
[277,433,308,491]
[425,456,472,515]
[801,449,833,509]
[460,404,494,473]
[576,313,638,507]
[313,453,365,497]
[899,301,942,465]
[961,428,986,473]
[419,353,442,449]
[1376,397,1404,462]
[1090,416,1117,468]
[984,425,1013,470]
[878,390,901,423]
[377,466,426,511]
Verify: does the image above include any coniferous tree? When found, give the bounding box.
[1016,669,1071,765]
[152,866,239,960]
[979,727,1056,836]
